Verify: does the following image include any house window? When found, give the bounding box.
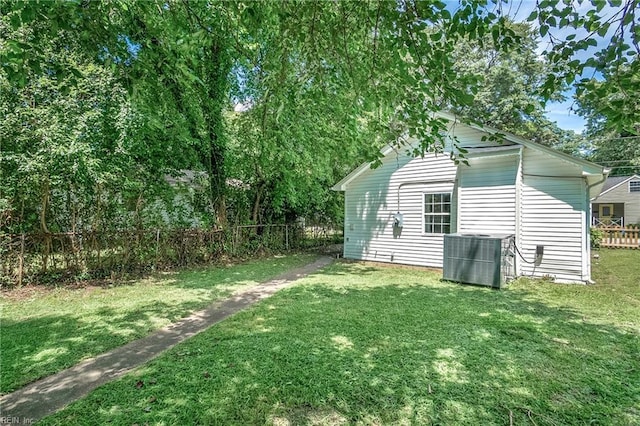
[424,193,451,234]
[630,180,640,193]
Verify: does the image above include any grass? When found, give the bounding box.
[36,249,640,425]
[0,253,317,394]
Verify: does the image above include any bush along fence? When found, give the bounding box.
[593,225,640,249]
[0,223,342,287]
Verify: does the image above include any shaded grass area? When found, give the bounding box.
[41,251,639,425]
[0,254,316,394]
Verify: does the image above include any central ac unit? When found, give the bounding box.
[443,234,515,289]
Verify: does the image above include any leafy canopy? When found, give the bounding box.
[1,0,637,228]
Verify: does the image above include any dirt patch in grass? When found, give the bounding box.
[1,285,50,302]
[342,258,443,274]
[1,279,133,301]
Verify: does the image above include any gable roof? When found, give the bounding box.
[436,111,608,176]
[597,174,640,197]
[332,112,610,193]
[331,144,398,192]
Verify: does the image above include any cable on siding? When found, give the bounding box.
[511,240,537,264]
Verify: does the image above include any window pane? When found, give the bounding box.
[423,193,452,234]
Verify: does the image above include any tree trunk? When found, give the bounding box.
[205,39,230,228]
[40,177,51,272]
[252,184,265,225]
[40,178,50,234]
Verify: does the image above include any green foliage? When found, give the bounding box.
[575,62,639,175]
[1,0,636,229]
[532,0,639,143]
[446,21,586,152]
[588,135,640,176]
[0,22,137,233]
[590,226,603,248]
[576,62,640,138]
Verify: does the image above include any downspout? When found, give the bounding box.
[586,174,608,201]
[515,147,523,276]
[584,173,609,283]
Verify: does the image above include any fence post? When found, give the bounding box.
[232,225,238,255]
[95,231,101,267]
[285,225,289,251]
[18,233,25,287]
[155,229,160,269]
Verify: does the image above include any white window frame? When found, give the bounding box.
[629,180,640,193]
[423,192,452,234]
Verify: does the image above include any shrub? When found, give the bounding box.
[590,226,603,249]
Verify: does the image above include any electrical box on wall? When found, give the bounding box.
[535,245,544,266]
[393,212,403,228]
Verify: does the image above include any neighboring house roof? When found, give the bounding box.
[596,174,640,197]
[165,170,208,187]
[332,111,610,196]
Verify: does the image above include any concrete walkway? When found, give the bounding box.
[0,256,334,423]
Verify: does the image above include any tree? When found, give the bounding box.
[446,21,586,152]
[0,20,133,233]
[2,0,638,229]
[532,0,639,135]
[575,63,640,176]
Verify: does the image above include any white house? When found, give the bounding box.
[591,175,640,227]
[332,113,609,283]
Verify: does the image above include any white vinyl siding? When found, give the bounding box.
[343,150,457,268]
[339,123,597,282]
[520,148,588,282]
[458,154,519,235]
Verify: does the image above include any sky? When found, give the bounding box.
[545,98,585,133]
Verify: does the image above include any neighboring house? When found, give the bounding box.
[591,175,640,227]
[332,112,609,283]
[155,171,250,228]
[156,170,211,228]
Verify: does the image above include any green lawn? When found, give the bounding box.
[0,254,316,394]
[36,249,640,425]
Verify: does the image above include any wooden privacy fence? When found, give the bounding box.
[597,225,640,249]
[0,223,342,287]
